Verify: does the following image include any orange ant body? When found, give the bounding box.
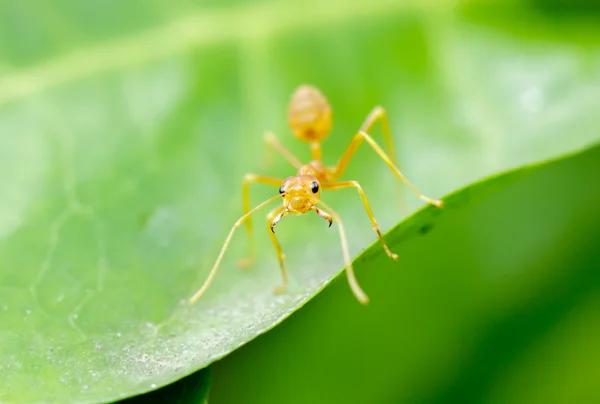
[189,85,443,305]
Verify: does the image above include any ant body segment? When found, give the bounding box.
[189,85,443,305]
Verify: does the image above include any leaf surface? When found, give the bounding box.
[1,1,599,402]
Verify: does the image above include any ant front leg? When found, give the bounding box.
[239,174,283,268]
[331,131,443,208]
[266,205,289,293]
[314,200,369,305]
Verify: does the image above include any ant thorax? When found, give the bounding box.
[297,160,333,184]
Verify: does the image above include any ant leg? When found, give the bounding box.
[359,106,400,171]
[267,205,289,293]
[189,194,282,304]
[314,200,369,305]
[239,174,283,268]
[325,181,398,261]
[263,131,303,170]
[331,131,443,208]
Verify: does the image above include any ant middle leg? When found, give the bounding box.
[324,180,398,261]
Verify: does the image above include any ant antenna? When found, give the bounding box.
[189,193,283,304]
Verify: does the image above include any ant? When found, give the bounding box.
[189,85,443,305]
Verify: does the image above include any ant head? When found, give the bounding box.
[279,175,322,214]
[288,85,332,144]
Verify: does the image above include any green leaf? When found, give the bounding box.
[121,367,210,404]
[1,1,600,402]
[210,142,600,404]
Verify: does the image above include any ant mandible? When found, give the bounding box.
[189,84,443,305]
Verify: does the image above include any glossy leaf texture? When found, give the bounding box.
[212,142,600,404]
[1,0,599,402]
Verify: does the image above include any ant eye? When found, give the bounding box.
[279,185,285,195]
[310,181,319,193]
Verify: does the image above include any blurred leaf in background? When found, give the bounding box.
[0,0,599,402]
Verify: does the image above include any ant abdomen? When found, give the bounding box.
[287,85,332,143]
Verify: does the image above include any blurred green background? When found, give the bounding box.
[211,144,600,404]
[1,0,600,403]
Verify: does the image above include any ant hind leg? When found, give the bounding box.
[263,131,303,170]
[332,131,443,208]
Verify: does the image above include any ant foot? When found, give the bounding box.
[421,195,444,208]
[273,284,287,294]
